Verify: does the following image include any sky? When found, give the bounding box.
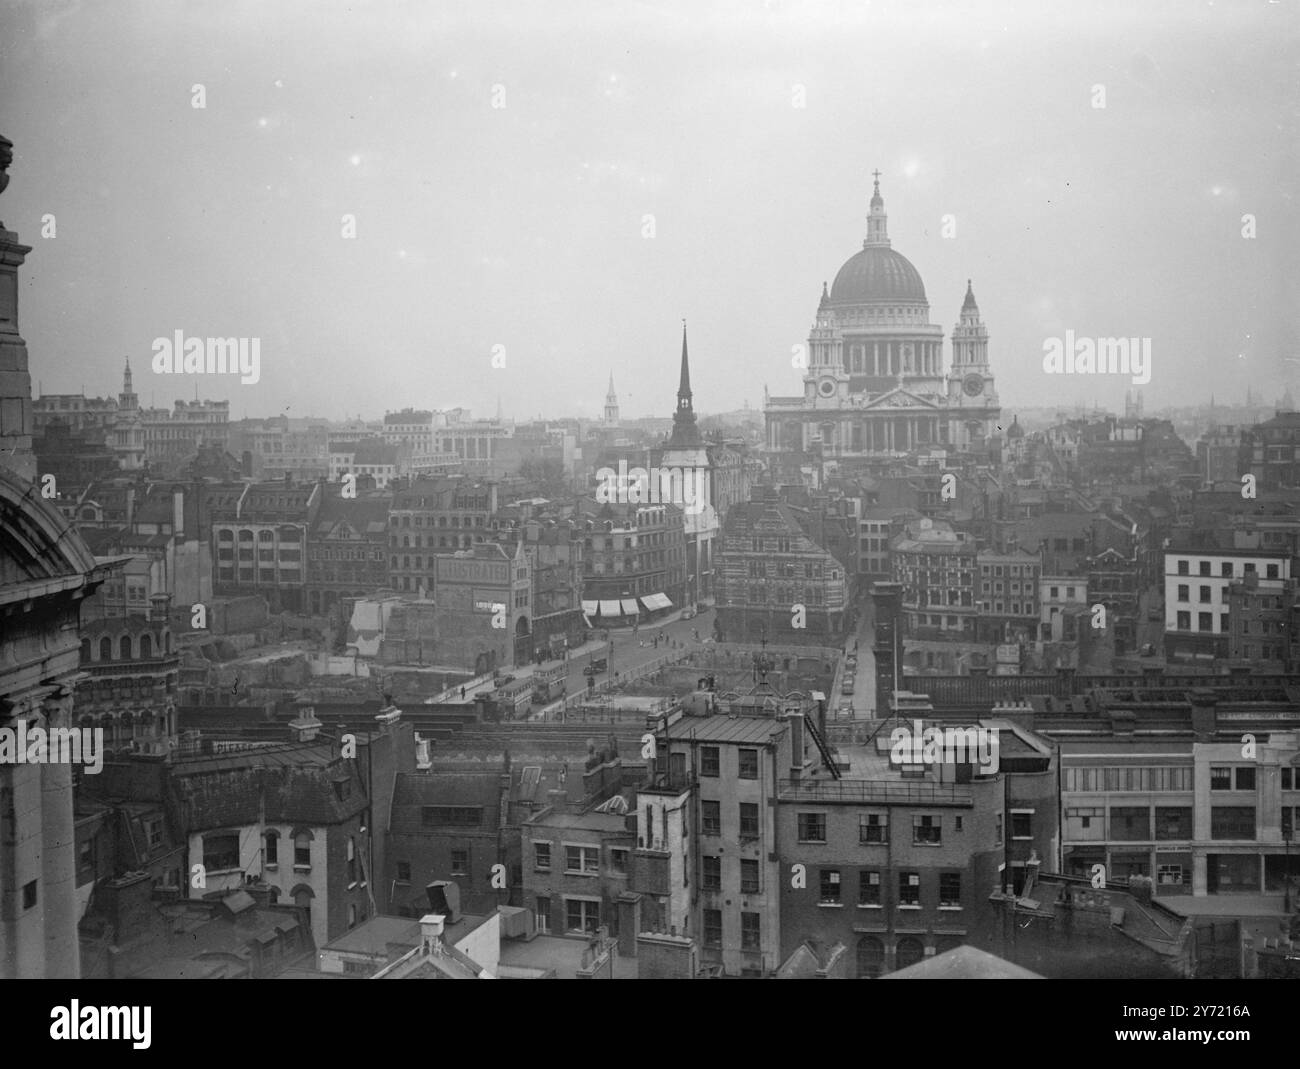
[1,0,1297,423]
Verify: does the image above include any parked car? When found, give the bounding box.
[681,607,697,620]
[841,680,855,696]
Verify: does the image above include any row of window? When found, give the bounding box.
[1066,805,1260,841]
[532,842,630,875]
[795,811,1016,846]
[1175,559,1280,579]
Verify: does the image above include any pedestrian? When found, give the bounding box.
[460,686,466,700]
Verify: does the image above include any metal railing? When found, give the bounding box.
[777,778,974,805]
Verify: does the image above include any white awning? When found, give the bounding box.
[641,592,672,611]
[582,600,599,616]
[599,600,622,617]
[620,599,640,616]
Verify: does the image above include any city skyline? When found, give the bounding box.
[2,0,1296,421]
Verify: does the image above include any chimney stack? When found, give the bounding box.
[420,914,445,954]
[287,707,322,743]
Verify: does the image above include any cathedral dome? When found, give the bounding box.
[830,245,927,304]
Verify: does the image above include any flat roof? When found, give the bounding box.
[668,716,789,745]
[321,916,421,955]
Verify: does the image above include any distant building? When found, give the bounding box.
[1163,547,1290,664]
[1240,411,1300,490]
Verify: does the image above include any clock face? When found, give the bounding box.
[962,373,984,397]
[818,379,836,397]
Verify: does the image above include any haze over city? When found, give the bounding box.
[2,0,1296,421]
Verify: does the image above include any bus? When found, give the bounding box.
[492,675,533,720]
[533,664,567,705]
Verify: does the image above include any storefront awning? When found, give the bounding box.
[620,599,640,616]
[599,600,622,617]
[582,600,599,616]
[641,592,672,611]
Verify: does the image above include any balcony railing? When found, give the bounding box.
[778,779,974,806]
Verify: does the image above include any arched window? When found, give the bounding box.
[119,635,133,661]
[895,937,925,970]
[218,529,234,542]
[402,535,410,548]
[121,711,135,740]
[292,828,314,868]
[99,636,112,661]
[139,633,152,659]
[264,830,280,867]
[238,529,254,543]
[857,936,884,978]
[259,529,274,542]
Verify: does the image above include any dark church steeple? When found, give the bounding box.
[668,321,702,449]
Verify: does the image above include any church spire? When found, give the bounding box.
[864,169,890,248]
[668,321,702,448]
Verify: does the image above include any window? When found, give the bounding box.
[1268,564,1280,579]
[1198,612,1212,631]
[738,748,759,779]
[1210,807,1256,840]
[610,848,629,874]
[1176,584,1189,602]
[859,870,881,906]
[1156,864,1185,886]
[1177,611,1191,630]
[1110,806,1150,841]
[396,860,411,882]
[739,803,760,839]
[1011,811,1033,839]
[1177,560,1189,576]
[1199,585,1211,603]
[740,912,760,950]
[702,855,722,891]
[203,833,240,873]
[565,898,600,934]
[818,868,841,904]
[704,909,722,949]
[1236,767,1256,791]
[534,842,551,871]
[294,831,312,867]
[564,845,598,874]
[1222,562,1233,577]
[263,831,278,866]
[741,858,760,895]
[347,836,357,885]
[22,880,36,910]
[702,801,721,836]
[451,849,470,877]
[701,746,720,777]
[421,806,483,825]
[145,819,163,850]
[939,872,962,907]
[898,871,920,906]
[1210,767,1233,791]
[1155,807,1192,840]
[1284,768,1296,791]
[1199,561,1211,577]
[798,812,826,842]
[857,936,885,978]
[859,812,888,843]
[534,896,551,934]
[995,813,1003,846]
[913,814,941,845]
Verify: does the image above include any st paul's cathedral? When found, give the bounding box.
[764,175,1000,474]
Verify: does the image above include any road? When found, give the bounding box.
[440,606,717,707]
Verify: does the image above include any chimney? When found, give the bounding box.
[288,707,322,743]
[426,880,462,923]
[420,914,445,954]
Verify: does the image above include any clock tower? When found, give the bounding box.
[946,280,998,448]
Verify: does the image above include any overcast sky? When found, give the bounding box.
[1,0,1296,423]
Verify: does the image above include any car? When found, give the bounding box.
[1139,643,1156,656]
[841,680,855,696]
[681,607,697,620]
[845,655,858,669]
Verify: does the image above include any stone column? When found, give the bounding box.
[41,694,77,977]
